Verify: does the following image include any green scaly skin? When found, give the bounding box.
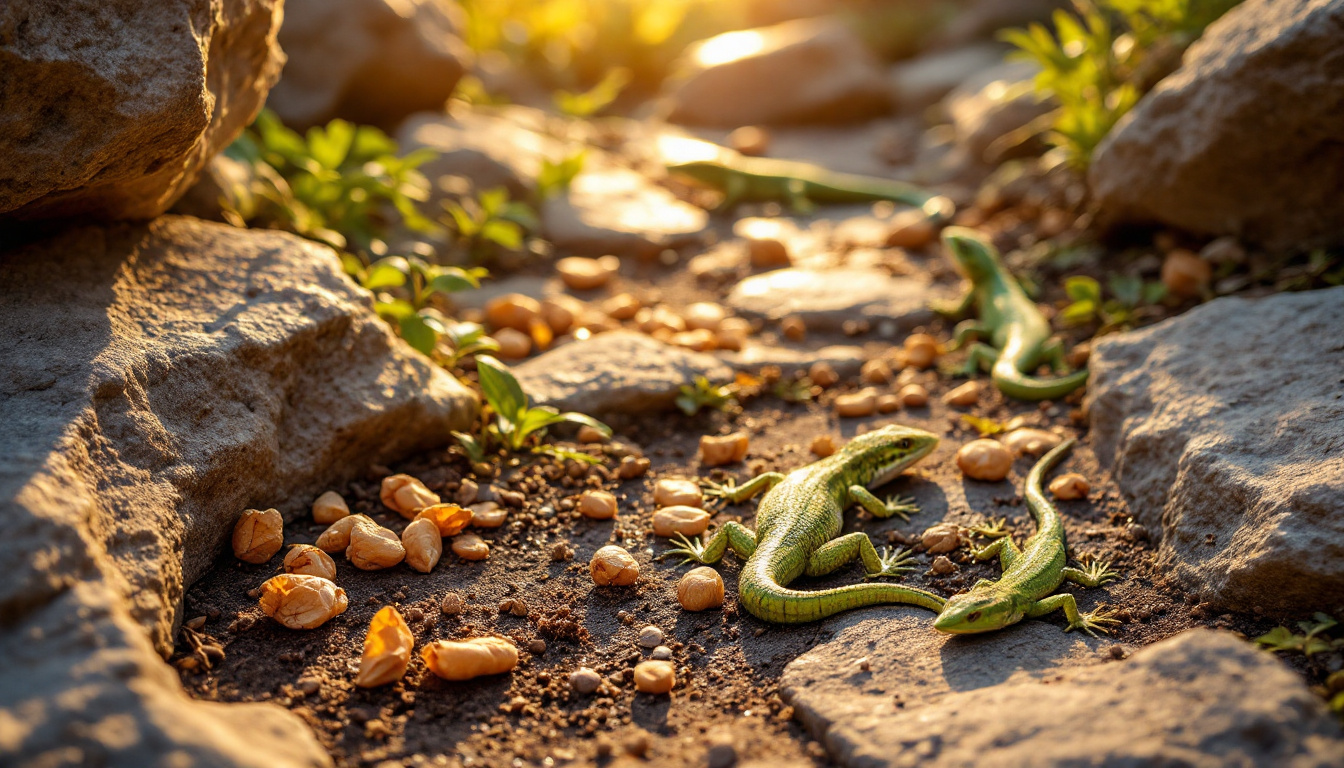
[939,227,1089,401]
[933,439,1120,637]
[668,155,955,222]
[662,425,946,624]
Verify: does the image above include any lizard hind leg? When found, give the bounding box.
[1062,560,1119,588]
[804,533,916,580]
[961,342,999,376]
[847,486,919,522]
[661,521,757,566]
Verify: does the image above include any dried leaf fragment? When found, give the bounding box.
[355,606,414,688]
[422,637,518,681]
[415,503,472,537]
[258,574,347,629]
[233,508,283,564]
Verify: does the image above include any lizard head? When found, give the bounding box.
[836,424,939,490]
[940,226,1002,284]
[933,588,1021,634]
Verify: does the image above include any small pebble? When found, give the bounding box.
[780,315,806,341]
[956,439,1013,482]
[528,638,547,655]
[1049,473,1091,500]
[1003,428,1063,456]
[637,625,664,648]
[579,490,619,520]
[651,645,673,660]
[570,667,602,695]
[930,555,957,575]
[556,255,620,291]
[633,660,676,694]
[835,388,878,418]
[591,545,639,586]
[441,592,465,615]
[942,381,980,407]
[678,566,725,611]
[654,478,702,508]
[700,432,749,466]
[898,383,928,407]
[808,361,838,388]
[902,334,939,369]
[809,434,838,457]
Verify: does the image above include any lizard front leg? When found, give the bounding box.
[960,342,999,376]
[847,486,919,522]
[971,535,1021,572]
[1038,337,1072,374]
[932,288,975,320]
[705,472,786,504]
[661,522,756,565]
[946,319,991,352]
[804,533,915,580]
[1025,593,1120,637]
[1062,560,1119,588]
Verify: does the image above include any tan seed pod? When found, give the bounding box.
[808,361,838,388]
[422,637,518,681]
[355,606,414,688]
[903,333,940,369]
[401,518,443,573]
[415,503,473,537]
[930,555,957,575]
[284,545,337,580]
[652,506,711,538]
[579,490,619,520]
[835,389,878,418]
[452,533,490,561]
[232,508,283,564]
[311,491,350,524]
[699,432,749,466]
[380,474,440,519]
[1002,428,1063,457]
[469,501,508,528]
[876,393,902,413]
[1049,473,1091,500]
[810,434,838,457]
[485,293,543,332]
[347,524,406,570]
[617,456,651,479]
[942,381,980,407]
[316,514,376,553]
[654,479,702,508]
[493,328,532,359]
[556,255,619,291]
[591,545,639,586]
[258,574,347,630]
[956,439,1014,482]
[921,523,962,555]
[898,383,929,407]
[780,315,806,342]
[677,566,725,611]
[633,660,676,694]
[577,425,609,444]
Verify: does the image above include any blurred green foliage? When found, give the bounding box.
[1003,0,1243,168]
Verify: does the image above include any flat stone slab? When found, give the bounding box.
[541,166,710,258]
[511,330,732,414]
[718,343,868,377]
[727,268,945,331]
[795,628,1342,767]
[1087,286,1344,613]
[0,217,476,768]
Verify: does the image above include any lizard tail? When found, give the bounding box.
[738,571,945,624]
[991,358,1089,401]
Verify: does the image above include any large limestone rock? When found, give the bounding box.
[1089,0,1344,252]
[664,17,892,127]
[267,0,471,131]
[0,217,476,767]
[727,267,948,332]
[511,331,733,414]
[0,0,284,223]
[787,623,1343,767]
[1087,287,1344,613]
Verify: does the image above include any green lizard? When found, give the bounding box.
[933,438,1120,637]
[662,424,946,624]
[668,154,954,221]
[939,227,1089,400]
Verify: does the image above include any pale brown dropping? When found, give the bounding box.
[355,606,414,688]
[347,523,405,570]
[284,544,337,580]
[591,545,639,586]
[921,523,962,555]
[232,508,283,564]
[401,517,443,573]
[654,478,702,508]
[452,533,490,561]
[316,514,376,553]
[1049,473,1091,500]
[379,474,440,519]
[633,660,676,694]
[810,434,838,457]
[942,381,980,407]
[579,490,619,520]
[258,574,347,630]
[1002,428,1063,457]
[422,637,518,680]
[469,501,508,528]
[311,491,349,524]
[956,439,1013,482]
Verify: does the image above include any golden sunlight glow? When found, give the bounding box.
[693,29,766,67]
[655,135,725,165]
[737,218,786,241]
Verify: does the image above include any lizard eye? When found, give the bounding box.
[897,438,912,450]
[966,611,982,623]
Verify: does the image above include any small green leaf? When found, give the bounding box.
[533,445,603,464]
[1108,274,1143,308]
[426,266,483,295]
[961,415,1007,437]
[480,219,523,250]
[1065,275,1102,303]
[398,313,439,355]
[1060,300,1098,325]
[475,355,529,427]
[363,257,409,290]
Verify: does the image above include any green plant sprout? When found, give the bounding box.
[1060,274,1166,332]
[554,68,631,118]
[474,355,612,453]
[344,255,486,356]
[1255,613,1343,657]
[223,110,439,251]
[676,376,738,416]
[443,187,540,258]
[536,151,587,199]
[442,321,501,369]
[1003,0,1242,168]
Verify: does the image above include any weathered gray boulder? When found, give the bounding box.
[1087,287,1344,614]
[789,624,1343,767]
[511,331,733,414]
[267,0,471,131]
[0,217,477,767]
[1089,0,1344,252]
[664,17,892,127]
[727,268,949,332]
[0,0,284,223]
[397,107,570,201]
[889,44,1006,113]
